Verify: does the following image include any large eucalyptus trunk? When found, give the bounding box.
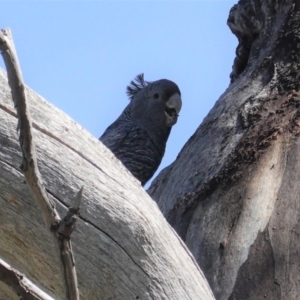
[149,1,300,299]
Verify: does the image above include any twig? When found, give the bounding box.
[0,258,54,300]
[57,187,83,296]
[0,29,60,229]
[0,28,80,300]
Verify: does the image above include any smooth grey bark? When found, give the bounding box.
[149,1,300,299]
[0,68,215,300]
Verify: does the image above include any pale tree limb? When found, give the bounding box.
[0,29,60,230]
[0,66,215,299]
[0,258,54,300]
[0,28,80,300]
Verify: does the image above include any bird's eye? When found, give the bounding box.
[153,93,159,99]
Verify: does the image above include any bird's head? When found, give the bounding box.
[126,74,182,131]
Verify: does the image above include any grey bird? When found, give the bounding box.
[99,74,182,186]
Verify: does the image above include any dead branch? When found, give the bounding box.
[0,258,54,300]
[0,29,60,229]
[0,28,79,300]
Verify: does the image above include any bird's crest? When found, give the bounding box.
[126,73,150,100]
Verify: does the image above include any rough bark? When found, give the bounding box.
[0,68,214,300]
[149,1,300,299]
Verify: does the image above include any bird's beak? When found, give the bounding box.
[165,93,182,127]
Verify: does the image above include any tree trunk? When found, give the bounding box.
[0,68,214,300]
[149,1,300,299]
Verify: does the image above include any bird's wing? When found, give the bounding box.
[99,119,164,186]
[99,119,137,153]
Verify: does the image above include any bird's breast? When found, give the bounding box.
[114,128,166,186]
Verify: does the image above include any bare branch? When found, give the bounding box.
[0,28,80,300]
[56,189,83,299]
[0,258,54,300]
[0,28,60,229]
[59,240,79,300]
